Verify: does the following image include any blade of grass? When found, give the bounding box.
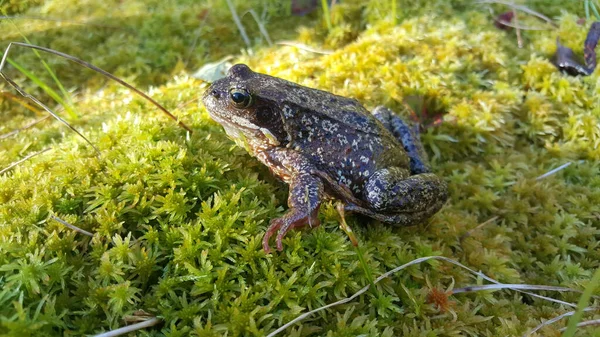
[1,42,192,133]
[284,0,292,16]
[524,307,599,337]
[184,8,210,67]
[6,58,73,116]
[355,245,379,297]
[476,0,557,27]
[225,0,251,50]
[1,46,100,155]
[590,1,600,20]
[560,318,600,331]
[3,10,77,119]
[321,0,332,31]
[243,9,273,46]
[562,267,600,337]
[586,0,591,20]
[335,202,379,297]
[0,91,43,115]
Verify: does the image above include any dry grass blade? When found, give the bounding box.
[504,161,575,187]
[487,7,551,31]
[459,216,499,241]
[1,42,192,133]
[92,317,161,337]
[267,255,584,337]
[0,44,101,155]
[243,9,273,46]
[453,283,585,294]
[433,257,581,308]
[276,41,334,54]
[0,91,43,114]
[226,0,251,50]
[494,19,551,30]
[0,73,100,155]
[513,9,523,48]
[523,307,598,336]
[476,0,557,27]
[0,115,50,140]
[184,8,210,66]
[559,318,600,331]
[0,148,51,175]
[536,162,572,180]
[50,215,94,237]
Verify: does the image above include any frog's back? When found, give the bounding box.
[250,73,410,194]
[250,72,386,136]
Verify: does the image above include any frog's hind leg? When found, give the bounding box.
[371,106,429,174]
[345,203,437,227]
[356,166,448,226]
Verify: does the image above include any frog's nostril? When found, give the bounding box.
[211,89,220,99]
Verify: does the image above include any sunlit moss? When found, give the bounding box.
[0,1,599,336]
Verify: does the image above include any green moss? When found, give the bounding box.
[1,1,600,336]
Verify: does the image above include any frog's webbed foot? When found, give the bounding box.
[262,173,323,253]
[372,106,430,174]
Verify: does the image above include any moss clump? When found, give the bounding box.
[1,1,599,336]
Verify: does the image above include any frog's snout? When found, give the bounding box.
[208,88,221,100]
[202,87,220,101]
[202,86,223,111]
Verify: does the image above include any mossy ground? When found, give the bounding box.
[0,1,599,336]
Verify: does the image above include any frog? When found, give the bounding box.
[202,64,448,253]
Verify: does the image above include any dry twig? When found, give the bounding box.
[92,317,162,337]
[0,147,51,175]
[50,215,94,237]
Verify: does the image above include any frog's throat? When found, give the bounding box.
[210,114,281,149]
[214,117,255,153]
[225,127,280,152]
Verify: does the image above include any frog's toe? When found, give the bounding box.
[263,218,283,253]
[275,214,320,251]
[263,209,320,253]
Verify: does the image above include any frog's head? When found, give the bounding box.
[202,64,290,150]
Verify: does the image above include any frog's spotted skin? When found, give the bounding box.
[202,64,448,253]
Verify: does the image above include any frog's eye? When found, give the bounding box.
[228,88,253,108]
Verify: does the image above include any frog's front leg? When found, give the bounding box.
[258,150,324,253]
[358,166,448,226]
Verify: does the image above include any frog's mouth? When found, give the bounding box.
[211,113,257,139]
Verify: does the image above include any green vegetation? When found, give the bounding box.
[0,0,599,336]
